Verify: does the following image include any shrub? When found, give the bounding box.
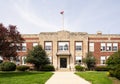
[109,70,115,77]
[0,64,1,71]
[95,66,108,71]
[41,65,55,71]
[17,65,29,71]
[26,45,50,71]
[75,65,85,71]
[0,60,3,63]
[83,52,96,70]
[106,50,120,79]
[114,65,120,80]
[0,62,16,71]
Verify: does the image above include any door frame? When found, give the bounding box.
[60,58,67,68]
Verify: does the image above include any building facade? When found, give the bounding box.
[13,30,120,70]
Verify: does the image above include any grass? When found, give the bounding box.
[0,71,53,84]
[75,71,113,84]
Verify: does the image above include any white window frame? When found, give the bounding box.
[16,56,21,65]
[100,56,106,65]
[33,43,38,47]
[45,42,52,51]
[48,56,52,64]
[89,43,94,52]
[22,56,26,65]
[107,56,110,59]
[75,56,82,64]
[22,43,27,51]
[113,43,118,51]
[16,43,21,52]
[10,57,14,62]
[106,43,112,51]
[58,42,69,51]
[75,42,82,51]
[101,43,106,51]
[0,56,3,60]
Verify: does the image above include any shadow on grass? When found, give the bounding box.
[0,71,45,78]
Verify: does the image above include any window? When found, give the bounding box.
[89,43,94,52]
[22,43,27,51]
[16,56,20,65]
[113,43,118,51]
[101,43,106,51]
[10,57,14,62]
[58,42,69,51]
[22,56,26,65]
[107,43,112,51]
[75,56,82,64]
[107,56,110,59]
[0,56,3,61]
[45,42,52,51]
[33,43,38,47]
[48,56,52,64]
[100,56,106,65]
[101,43,118,52]
[75,42,82,51]
[9,43,15,47]
[16,43,21,51]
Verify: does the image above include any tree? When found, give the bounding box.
[26,45,50,70]
[106,50,120,79]
[83,52,96,70]
[0,23,24,61]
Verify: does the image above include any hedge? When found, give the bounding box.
[75,65,85,71]
[95,65,108,71]
[0,62,16,71]
[41,65,55,71]
[16,65,29,71]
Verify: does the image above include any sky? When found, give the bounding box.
[0,0,120,34]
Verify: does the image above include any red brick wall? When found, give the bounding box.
[89,38,108,40]
[24,38,39,40]
[110,38,120,40]
[91,42,120,64]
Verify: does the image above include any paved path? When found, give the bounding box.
[45,72,91,84]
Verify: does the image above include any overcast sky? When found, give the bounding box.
[0,0,120,34]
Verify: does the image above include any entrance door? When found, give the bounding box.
[60,58,67,68]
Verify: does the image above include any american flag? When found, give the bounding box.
[60,11,64,14]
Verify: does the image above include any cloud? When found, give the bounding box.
[11,0,57,31]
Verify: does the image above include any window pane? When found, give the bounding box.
[22,56,26,65]
[48,56,52,64]
[101,43,106,51]
[0,56,3,60]
[75,42,82,51]
[106,43,112,51]
[33,43,38,47]
[58,42,69,51]
[89,43,94,52]
[10,57,14,62]
[76,56,82,64]
[16,43,21,51]
[16,56,20,65]
[45,42,52,51]
[22,43,27,51]
[100,56,106,64]
[113,43,118,51]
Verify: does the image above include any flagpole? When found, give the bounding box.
[60,11,64,31]
[62,13,64,30]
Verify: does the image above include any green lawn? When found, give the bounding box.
[75,71,112,84]
[0,71,53,84]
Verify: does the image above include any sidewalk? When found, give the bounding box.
[45,72,91,84]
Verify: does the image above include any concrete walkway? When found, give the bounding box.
[45,72,91,84]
